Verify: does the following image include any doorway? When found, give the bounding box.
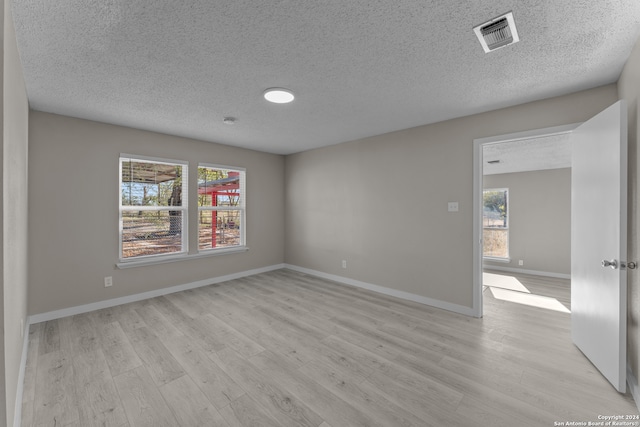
[472,101,628,393]
[472,123,579,318]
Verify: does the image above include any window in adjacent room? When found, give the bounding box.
[483,188,509,259]
[198,164,246,251]
[119,155,188,261]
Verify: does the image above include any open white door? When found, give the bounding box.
[571,100,627,392]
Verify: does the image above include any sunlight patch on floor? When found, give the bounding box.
[483,272,530,293]
[489,286,571,313]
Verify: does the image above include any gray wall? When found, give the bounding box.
[619,35,640,396]
[28,112,285,315]
[285,85,618,309]
[483,168,571,276]
[3,0,29,425]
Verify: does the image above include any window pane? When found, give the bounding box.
[197,167,242,208]
[483,228,508,258]
[483,188,508,258]
[121,160,184,207]
[199,210,242,250]
[122,211,184,258]
[483,189,508,228]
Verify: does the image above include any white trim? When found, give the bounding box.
[120,205,187,212]
[198,206,242,211]
[284,264,476,317]
[29,264,285,324]
[473,123,579,146]
[483,256,511,263]
[627,363,640,413]
[482,265,571,280]
[13,322,29,427]
[198,162,246,172]
[473,123,581,318]
[120,153,189,167]
[116,246,248,269]
[472,131,484,317]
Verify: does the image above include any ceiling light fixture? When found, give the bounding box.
[263,88,295,104]
[223,117,237,125]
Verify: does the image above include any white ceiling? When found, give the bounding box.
[11,0,640,155]
[483,133,572,175]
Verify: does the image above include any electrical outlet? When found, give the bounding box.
[447,202,459,212]
[519,260,524,266]
[342,260,347,269]
[104,276,113,287]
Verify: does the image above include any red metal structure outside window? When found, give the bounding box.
[198,171,241,248]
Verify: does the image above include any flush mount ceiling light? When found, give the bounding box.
[263,88,295,104]
[474,11,520,53]
[223,117,237,125]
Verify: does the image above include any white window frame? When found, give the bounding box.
[119,154,189,263]
[197,163,246,253]
[482,187,509,261]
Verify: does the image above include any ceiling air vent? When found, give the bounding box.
[473,11,519,53]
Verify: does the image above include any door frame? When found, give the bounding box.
[471,123,580,318]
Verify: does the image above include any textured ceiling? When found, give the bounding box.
[11,0,640,155]
[483,133,572,175]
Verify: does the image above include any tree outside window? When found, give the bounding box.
[483,188,508,259]
[119,156,188,260]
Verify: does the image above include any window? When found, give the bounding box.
[483,188,508,259]
[198,164,246,251]
[119,155,188,261]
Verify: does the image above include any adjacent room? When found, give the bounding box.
[3,1,640,426]
[482,135,572,313]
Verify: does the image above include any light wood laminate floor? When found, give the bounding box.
[21,269,638,426]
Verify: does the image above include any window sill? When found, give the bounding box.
[483,256,511,263]
[116,246,249,269]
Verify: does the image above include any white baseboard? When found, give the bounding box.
[14,321,29,427]
[627,363,640,412]
[28,263,285,325]
[483,265,571,280]
[284,264,476,317]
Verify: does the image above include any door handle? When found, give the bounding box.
[602,260,638,270]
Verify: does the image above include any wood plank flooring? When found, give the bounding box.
[20,268,638,426]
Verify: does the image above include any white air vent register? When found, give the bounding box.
[474,11,520,53]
